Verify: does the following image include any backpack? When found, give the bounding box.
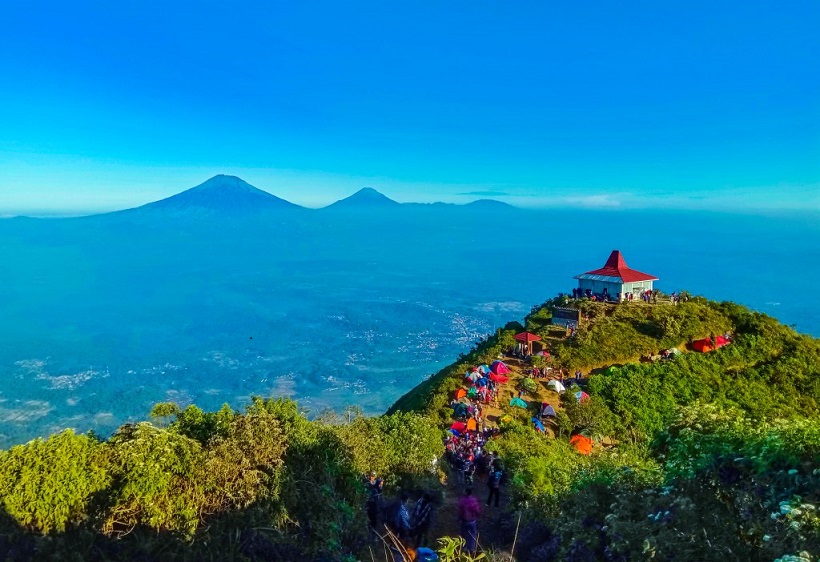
[489,470,502,488]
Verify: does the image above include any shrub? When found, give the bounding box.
[0,430,110,533]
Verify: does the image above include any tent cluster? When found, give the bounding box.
[446,364,503,487]
[457,361,510,405]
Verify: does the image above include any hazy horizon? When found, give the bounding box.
[3,174,820,219]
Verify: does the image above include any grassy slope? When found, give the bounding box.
[390,297,737,418]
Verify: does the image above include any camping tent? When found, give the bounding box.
[453,403,469,418]
[569,434,593,455]
[450,421,467,432]
[491,360,510,375]
[465,371,481,382]
[475,377,487,388]
[519,377,538,393]
[547,379,566,393]
[490,373,509,384]
[467,387,478,399]
[466,418,477,432]
[455,388,467,400]
[693,336,730,353]
[532,417,545,432]
[509,397,528,409]
[692,338,712,352]
[478,364,490,374]
[574,390,590,403]
[540,403,557,418]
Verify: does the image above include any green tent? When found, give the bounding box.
[509,397,528,409]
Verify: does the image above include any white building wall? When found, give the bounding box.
[623,281,654,294]
[577,279,621,296]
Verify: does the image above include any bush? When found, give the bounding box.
[0,430,110,533]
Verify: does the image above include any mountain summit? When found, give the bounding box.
[137,175,302,214]
[324,187,400,210]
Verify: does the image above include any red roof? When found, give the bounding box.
[582,250,658,282]
[514,332,541,343]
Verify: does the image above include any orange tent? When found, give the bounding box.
[569,434,593,455]
[466,418,477,432]
[455,388,467,400]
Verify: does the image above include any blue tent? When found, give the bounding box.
[531,417,545,432]
[449,428,461,437]
[479,364,490,374]
[475,377,487,387]
[540,403,557,418]
[510,397,528,409]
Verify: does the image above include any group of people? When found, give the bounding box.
[670,291,689,305]
[571,287,610,301]
[455,454,505,555]
[365,472,435,549]
[460,367,503,407]
[362,360,513,556]
[568,287,673,305]
[444,426,498,486]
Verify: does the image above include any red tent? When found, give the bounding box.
[450,421,467,432]
[491,361,510,375]
[692,338,711,352]
[693,336,731,353]
[569,434,593,455]
[490,373,510,384]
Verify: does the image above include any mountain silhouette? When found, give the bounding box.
[463,199,515,210]
[128,175,303,215]
[324,187,401,210]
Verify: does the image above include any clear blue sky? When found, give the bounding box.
[1,1,818,214]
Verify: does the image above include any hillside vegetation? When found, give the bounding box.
[0,298,817,561]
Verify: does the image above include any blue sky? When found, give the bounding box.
[1,1,818,214]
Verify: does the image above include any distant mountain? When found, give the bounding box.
[131,174,303,213]
[463,199,516,210]
[324,187,401,210]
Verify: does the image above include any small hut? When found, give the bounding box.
[574,250,658,301]
[514,331,541,355]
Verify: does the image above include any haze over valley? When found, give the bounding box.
[0,175,816,445]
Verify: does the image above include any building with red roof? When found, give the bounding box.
[574,250,658,301]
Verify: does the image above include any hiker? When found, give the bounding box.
[411,492,434,547]
[394,492,412,540]
[464,458,476,487]
[365,472,384,535]
[487,464,502,507]
[452,454,465,485]
[457,487,481,555]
